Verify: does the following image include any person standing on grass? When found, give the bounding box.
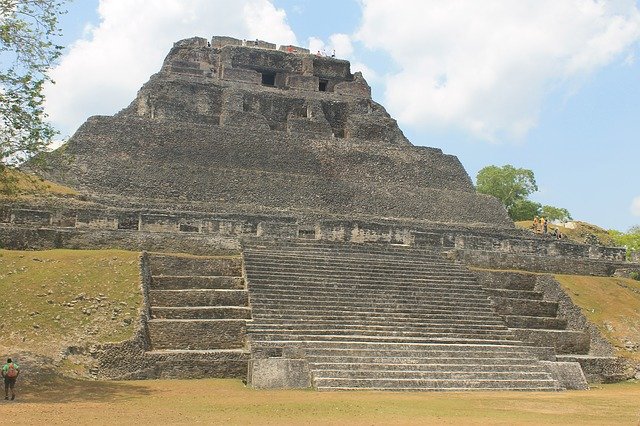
[2,358,20,401]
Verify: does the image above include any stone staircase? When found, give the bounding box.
[243,239,562,391]
[477,271,590,356]
[143,253,250,378]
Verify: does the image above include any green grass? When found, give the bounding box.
[555,275,640,361]
[1,379,639,425]
[515,220,617,246]
[0,249,141,363]
[0,168,77,198]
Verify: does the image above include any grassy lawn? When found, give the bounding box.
[0,249,141,371]
[0,379,638,425]
[556,275,640,361]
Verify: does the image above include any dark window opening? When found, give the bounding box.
[261,72,276,86]
[318,79,328,92]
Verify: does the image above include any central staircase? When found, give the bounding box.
[244,239,562,391]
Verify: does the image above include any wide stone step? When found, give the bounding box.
[251,312,506,323]
[474,271,537,291]
[244,258,472,276]
[250,305,497,316]
[247,276,480,290]
[248,285,489,299]
[245,267,475,281]
[248,281,484,294]
[148,254,242,276]
[250,334,523,345]
[491,298,559,318]
[151,275,245,290]
[244,246,447,261]
[149,289,248,307]
[247,268,482,289]
[310,362,547,372]
[505,315,568,330]
[249,327,514,339]
[143,349,249,379]
[254,341,553,359]
[313,370,553,381]
[307,356,544,366]
[252,317,507,327]
[313,378,560,390]
[147,319,247,350]
[250,295,493,309]
[484,288,543,300]
[248,323,509,332]
[151,306,252,319]
[510,328,590,355]
[244,244,449,259]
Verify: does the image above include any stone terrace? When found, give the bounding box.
[244,239,562,391]
[143,253,250,379]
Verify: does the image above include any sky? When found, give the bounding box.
[42,0,640,232]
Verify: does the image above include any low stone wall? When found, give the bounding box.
[0,225,240,255]
[454,249,634,277]
[2,200,636,275]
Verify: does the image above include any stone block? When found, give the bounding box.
[211,36,242,49]
[256,221,298,239]
[11,209,51,226]
[148,254,242,276]
[511,329,590,354]
[334,73,371,97]
[140,214,180,232]
[556,355,636,383]
[287,116,332,136]
[540,361,588,390]
[491,297,558,317]
[286,74,318,91]
[220,111,270,131]
[247,358,311,389]
[147,319,246,350]
[221,66,261,84]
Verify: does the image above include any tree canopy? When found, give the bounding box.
[1,0,65,173]
[609,226,640,259]
[476,164,572,222]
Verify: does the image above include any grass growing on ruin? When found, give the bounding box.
[0,168,77,198]
[556,275,640,360]
[515,220,616,246]
[1,379,639,425]
[0,249,141,365]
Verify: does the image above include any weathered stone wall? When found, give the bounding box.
[1,199,634,273]
[452,249,633,276]
[41,116,511,226]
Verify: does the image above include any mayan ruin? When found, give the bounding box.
[2,35,639,392]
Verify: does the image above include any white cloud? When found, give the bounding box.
[631,196,640,216]
[355,0,640,142]
[45,0,296,137]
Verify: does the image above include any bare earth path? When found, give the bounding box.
[0,379,639,425]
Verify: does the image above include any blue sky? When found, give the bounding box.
[46,0,640,232]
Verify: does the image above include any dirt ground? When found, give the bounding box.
[1,378,639,425]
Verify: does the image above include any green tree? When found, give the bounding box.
[508,199,542,221]
[476,165,538,215]
[1,0,66,183]
[540,205,572,222]
[609,226,640,259]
